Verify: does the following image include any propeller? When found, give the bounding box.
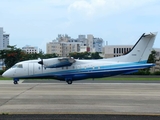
[38,59,43,65]
[38,59,44,72]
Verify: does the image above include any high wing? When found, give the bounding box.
[38,57,76,68]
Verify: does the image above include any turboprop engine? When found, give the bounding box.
[38,57,76,68]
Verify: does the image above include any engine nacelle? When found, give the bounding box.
[38,57,75,68]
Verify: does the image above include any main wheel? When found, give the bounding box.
[13,81,18,84]
[67,80,72,84]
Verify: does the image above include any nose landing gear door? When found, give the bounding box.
[28,63,34,75]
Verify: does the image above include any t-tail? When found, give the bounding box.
[108,32,157,63]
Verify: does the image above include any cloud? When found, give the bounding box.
[47,0,75,6]
[1,0,160,52]
[67,0,106,19]
[67,0,157,20]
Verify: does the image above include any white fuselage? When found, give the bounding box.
[2,58,153,80]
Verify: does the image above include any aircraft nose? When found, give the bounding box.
[2,71,7,77]
[2,70,12,78]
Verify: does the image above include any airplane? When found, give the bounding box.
[2,32,157,84]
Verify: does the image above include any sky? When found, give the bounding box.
[0,0,160,53]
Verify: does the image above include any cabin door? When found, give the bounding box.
[28,63,34,75]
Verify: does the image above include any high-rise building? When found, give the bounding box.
[3,34,9,49]
[0,27,9,50]
[0,28,3,50]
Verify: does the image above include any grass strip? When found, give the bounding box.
[96,77,160,81]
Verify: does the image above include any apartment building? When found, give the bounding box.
[46,41,82,57]
[46,34,103,57]
[22,45,38,54]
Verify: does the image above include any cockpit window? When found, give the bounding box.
[12,64,23,68]
[12,65,17,68]
[17,64,23,68]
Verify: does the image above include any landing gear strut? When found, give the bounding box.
[13,78,19,85]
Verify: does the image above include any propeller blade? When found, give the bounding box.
[38,59,43,72]
[38,59,43,65]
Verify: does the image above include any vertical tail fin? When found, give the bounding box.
[111,32,157,63]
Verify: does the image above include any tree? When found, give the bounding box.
[133,50,157,75]
[147,50,156,63]
[69,52,102,59]
[91,52,103,59]
[43,53,58,59]
[0,46,59,70]
[0,46,26,69]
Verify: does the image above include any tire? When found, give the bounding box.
[14,81,18,84]
[67,80,72,84]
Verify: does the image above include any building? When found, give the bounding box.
[0,27,9,50]
[22,45,38,54]
[93,37,103,52]
[0,27,9,70]
[46,40,82,57]
[3,34,9,49]
[103,44,160,73]
[0,28,3,50]
[103,45,133,58]
[47,41,63,56]
[87,34,94,52]
[46,34,103,57]
[103,45,160,59]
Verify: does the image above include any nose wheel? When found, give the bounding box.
[13,78,19,85]
[13,81,18,84]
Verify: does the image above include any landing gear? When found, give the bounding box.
[65,78,73,84]
[13,78,19,85]
[13,81,18,84]
[67,80,72,84]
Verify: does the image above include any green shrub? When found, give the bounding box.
[153,71,160,75]
[0,70,5,75]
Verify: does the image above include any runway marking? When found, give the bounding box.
[0,83,39,107]
[0,82,160,115]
